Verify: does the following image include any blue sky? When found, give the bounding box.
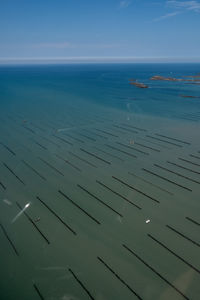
[0,0,200,61]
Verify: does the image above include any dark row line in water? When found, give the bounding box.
[22,125,36,134]
[0,181,6,190]
[38,157,64,176]
[154,164,200,185]
[55,154,82,172]
[190,154,200,160]
[97,256,142,300]
[0,222,19,256]
[142,168,192,192]
[68,151,98,168]
[83,129,108,140]
[95,128,118,138]
[77,132,96,142]
[16,202,50,244]
[112,176,160,203]
[179,157,200,167]
[33,283,44,300]
[166,225,200,248]
[36,196,76,235]
[59,190,101,225]
[148,233,200,275]
[105,144,137,159]
[94,146,124,162]
[52,134,73,146]
[122,243,190,300]
[112,125,138,134]
[116,142,149,155]
[64,132,85,143]
[0,142,16,156]
[186,216,200,226]
[77,184,123,217]
[167,161,200,175]
[96,180,142,210]
[22,160,47,181]
[34,141,47,151]
[128,172,173,196]
[120,123,147,132]
[155,134,191,145]
[138,137,171,150]
[68,268,95,300]
[80,148,111,165]
[146,135,183,148]
[3,162,25,185]
[133,142,160,152]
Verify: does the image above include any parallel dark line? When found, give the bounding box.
[68,268,95,300]
[16,202,50,244]
[58,190,101,225]
[148,234,200,275]
[112,176,160,203]
[146,135,182,147]
[52,134,73,146]
[167,161,200,175]
[95,128,118,137]
[116,142,149,155]
[83,129,108,139]
[64,133,85,143]
[55,154,82,172]
[80,148,111,165]
[77,184,123,217]
[0,222,19,256]
[3,162,25,185]
[33,283,45,300]
[97,256,142,300]
[166,225,200,247]
[155,134,190,145]
[178,158,200,167]
[134,142,160,152]
[94,147,124,162]
[36,196,76,235]
[138,137,171,150]
[68,151,97,168]
[96,180,141,209]
[0,142,16,156]
[0,181,6,190]
[121,123,147,132]
[142,168,192,192]
[38,157,64,176]
[128,172,173,195]
[112,125,138,134]
[22,126,35,134]
[77,133,96,141]
[31,123,45,132]
[190,154,200,160]
[122,244,190,300]
[154,164,200,185]
[22,160,46,181]
[186,217,200,226]
[105,144,137,158]
[38,135,60,147]
[35,141,47,150]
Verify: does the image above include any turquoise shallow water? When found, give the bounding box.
[0,63,200,300]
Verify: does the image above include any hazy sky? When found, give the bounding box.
[0,0,200,61]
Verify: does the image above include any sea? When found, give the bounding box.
[0,63,200,300]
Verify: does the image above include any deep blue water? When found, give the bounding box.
[0,63,200,119]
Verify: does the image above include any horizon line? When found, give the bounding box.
[0,56,200,65]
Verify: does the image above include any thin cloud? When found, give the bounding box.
[31,42,121,49]
[119,1,132,8]
[167,1,200,12]
[153,11,180,21]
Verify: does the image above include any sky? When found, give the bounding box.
[0,0,200,62]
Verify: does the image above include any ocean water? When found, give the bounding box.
[0,63,200,300]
